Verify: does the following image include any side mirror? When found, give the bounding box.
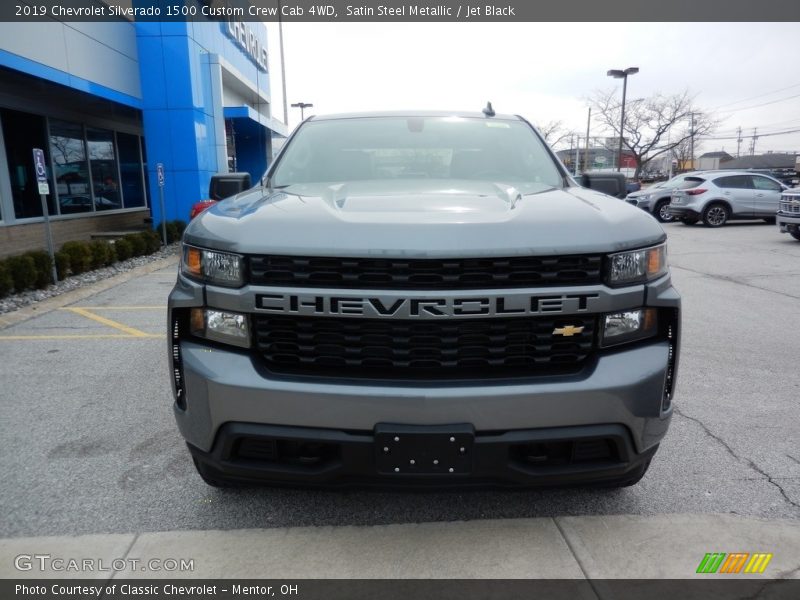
[579,172,628,199]
[208,172,252,201]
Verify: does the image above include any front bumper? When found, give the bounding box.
[189,422,658,488]
[169,274,679,486]
[777,212,800,233]
[627,196,651,211]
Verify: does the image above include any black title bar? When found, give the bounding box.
[3,0,800,22]
[5,579,800,600]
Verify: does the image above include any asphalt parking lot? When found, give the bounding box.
[1,221,799,539]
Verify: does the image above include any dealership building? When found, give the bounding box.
[0,14,286,257]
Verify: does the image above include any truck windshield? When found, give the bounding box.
[270,116,564,189]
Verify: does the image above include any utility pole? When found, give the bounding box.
[689,112,696,171]
[736,127,742,158]
[574,135,581,176]
[750,128,758,155]
[583,107,591,175]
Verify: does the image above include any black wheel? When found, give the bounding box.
[702,203,730,227]
[763,217,776,224]
[193,457,242,488]
[791,230,800,241]
[653,199,674,223]
[681,217,698,225]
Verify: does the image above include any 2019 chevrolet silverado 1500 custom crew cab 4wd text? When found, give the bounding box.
[168,111,681,488]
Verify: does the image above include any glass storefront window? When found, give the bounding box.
[2,108,146,223]
[1,108,56,219]
[87,127,121,211]
[50,119,92,215]
[117,132,146,208]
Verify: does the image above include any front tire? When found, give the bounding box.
[702,203,730,227]
[654,199,674,223]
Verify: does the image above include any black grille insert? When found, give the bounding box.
[253,315,596,379]
[248,254,604,289]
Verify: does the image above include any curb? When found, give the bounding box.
[1,514,799,580]
[0,254,179,331]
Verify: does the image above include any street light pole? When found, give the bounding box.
[278,1,288,125]
[607,67,639,173]
[291,102,313,121]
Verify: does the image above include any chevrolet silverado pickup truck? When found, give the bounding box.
[777,188,800,241]
[168,110,681,488]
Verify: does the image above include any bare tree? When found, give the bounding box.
[670,133,694,173]
[589,89,716,179]
[535,120,573,149]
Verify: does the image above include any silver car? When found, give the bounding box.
[626,172,706,223]
[667,171,787,227]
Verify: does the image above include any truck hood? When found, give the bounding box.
[184,180,666,257]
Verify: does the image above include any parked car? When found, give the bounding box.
[59,194,121,214]
[626,172,706,223]
[667,171,787,227]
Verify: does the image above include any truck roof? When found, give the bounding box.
[307,110,524,121]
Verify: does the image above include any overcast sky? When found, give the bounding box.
[268,22,800,156]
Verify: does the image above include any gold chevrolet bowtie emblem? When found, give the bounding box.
[553,325,585,337]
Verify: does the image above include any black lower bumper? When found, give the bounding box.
[188,422,658,488]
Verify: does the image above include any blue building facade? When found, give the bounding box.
[0,8,285,256]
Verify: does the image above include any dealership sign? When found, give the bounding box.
[225,19,268,72]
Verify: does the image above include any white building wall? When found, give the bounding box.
[0,22,141,100]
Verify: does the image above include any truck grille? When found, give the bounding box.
[253,315,596,379]
[779,200,800,214]
[248,254,603,289]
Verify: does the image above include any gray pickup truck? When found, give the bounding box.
[777,188,800,241]
[168,111,681,488]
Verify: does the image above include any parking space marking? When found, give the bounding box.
[0,306,165,340]
[63,307,154,338]
[0,334,160,340]
[71,306,165,310]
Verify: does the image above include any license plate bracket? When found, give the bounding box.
[374,424,474,475]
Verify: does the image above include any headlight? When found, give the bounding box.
[181,244,244,287]
[607,243,668,286]
[600,308,658,348]
[190,308,250,348]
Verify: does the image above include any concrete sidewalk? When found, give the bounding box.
[2,514,798,579]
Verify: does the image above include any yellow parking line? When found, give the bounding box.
[70,306,164,310]
[0,334,161,340]
[62,307,153,337]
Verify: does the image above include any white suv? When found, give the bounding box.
[667,171,787,227]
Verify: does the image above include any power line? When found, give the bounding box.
[702,127,800,141]
[718,93,800,114]
[709,81,800,110]
[714,121,800,137]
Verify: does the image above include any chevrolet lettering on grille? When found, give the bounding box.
[255,293,601,319]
